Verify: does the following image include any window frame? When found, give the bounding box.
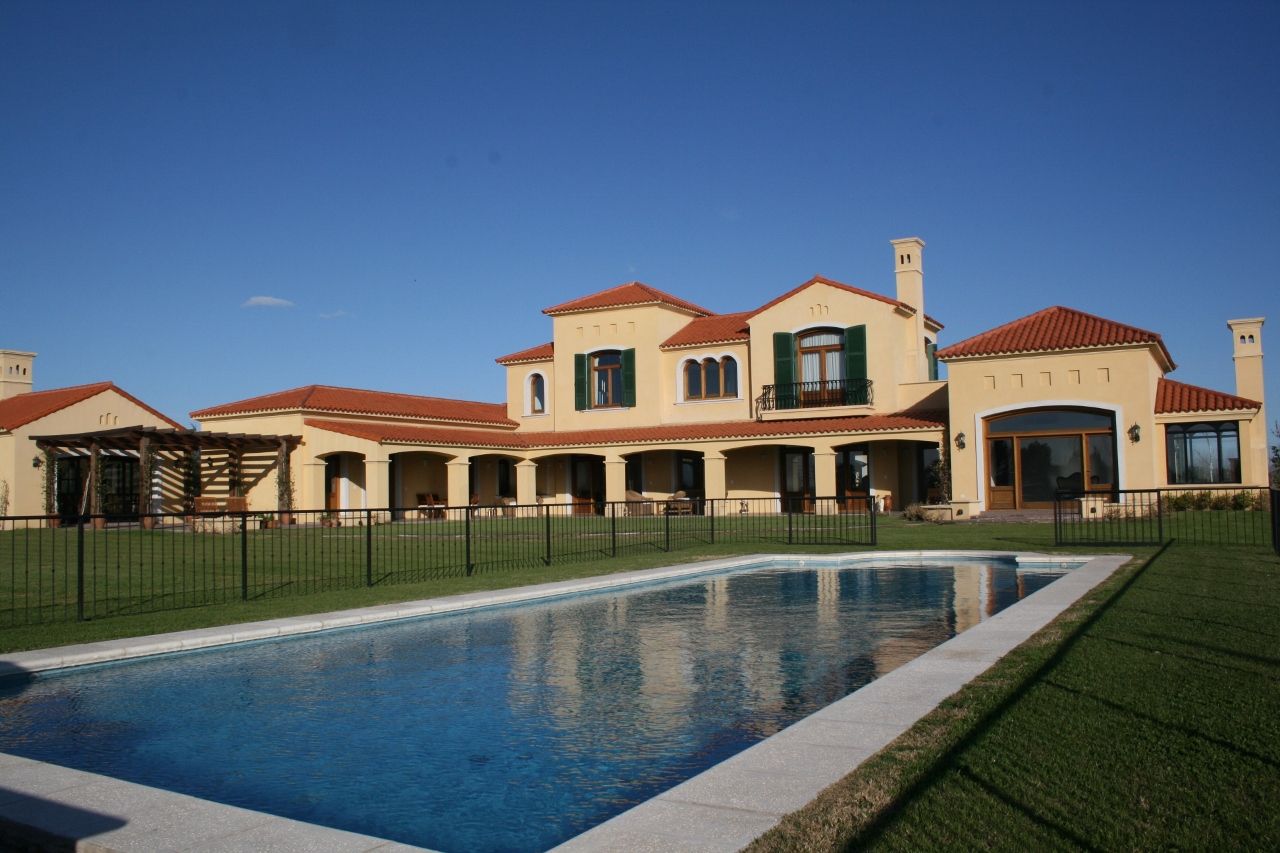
[1165,421,1241,485]
[591,350,623,408]
[678,353,740,403]
[525,371,548,416]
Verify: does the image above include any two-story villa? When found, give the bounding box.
[187,237,1266,518]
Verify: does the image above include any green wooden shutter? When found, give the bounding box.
[844,325,868,405]
[621,348,636,407]
[773,332,796,409]
[926,340,939,381]
[574,354,588,411]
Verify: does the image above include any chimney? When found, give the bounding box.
[1226,317,1267,484]
[0,350,35,400]
[891,237,928,379]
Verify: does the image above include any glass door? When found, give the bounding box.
[1018,436,1083,507]
[780,448,815,513]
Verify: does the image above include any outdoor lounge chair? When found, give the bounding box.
[664,490,693,515]
[625,489,653,516]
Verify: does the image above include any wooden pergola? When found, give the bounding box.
[32,426,303,517]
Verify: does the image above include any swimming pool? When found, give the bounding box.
[0,555,1072,851]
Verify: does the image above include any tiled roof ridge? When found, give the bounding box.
[0,382,182,432]
[1155,377,1260,414]
[495,342,554,365]
[935,305,1175,368]
[542,281,713,317]
[193,384,512,425]
[746,275,906,319]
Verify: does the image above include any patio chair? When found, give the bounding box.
[625,489,653,516]
[664,490,693,515]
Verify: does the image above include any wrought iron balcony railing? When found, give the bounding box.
[756,379,873,412]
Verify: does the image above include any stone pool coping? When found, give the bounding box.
[0,550,1128,851]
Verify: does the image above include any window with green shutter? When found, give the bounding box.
[621,348,636,407]
[773,332,796,409]
[574,354,588,411]
[844,325,868,404]
[925,339,939,381]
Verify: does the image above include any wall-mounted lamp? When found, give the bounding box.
[1127,423,1141,443]
[32,455,43,468]
[954,432,966,450]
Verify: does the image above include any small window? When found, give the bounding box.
[529,374,545,414]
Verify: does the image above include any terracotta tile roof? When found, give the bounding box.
[0,382,181,432]
[660,312,752,349]
[192,385,516,427]
[305,419,526,449]
[1155,378,1260,414]
[748,275,905,318]
[935,306,1176,369]
[543,281,712,317]
[495,342,554,365]
[305,412,945,450]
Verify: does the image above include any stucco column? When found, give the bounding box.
[813,450,837,515]
[703,451,727,500]
[604,455,627,504]
[515,460,538,506]
[365,456,390,515]
[445,459,471,508]
[303,461,326,511]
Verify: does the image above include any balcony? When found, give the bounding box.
[756,379,874,412]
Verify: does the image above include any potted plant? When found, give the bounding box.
[320,511,340,528]
[258,513,277,530]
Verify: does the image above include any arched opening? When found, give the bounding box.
[984,408,1116,509]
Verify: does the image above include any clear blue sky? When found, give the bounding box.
[3,1,1278,438]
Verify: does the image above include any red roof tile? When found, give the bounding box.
[1155,378,1259,414]
[543,282,712,317]
[193,385,515,427]
[661,312,752,349]
[747,275,905,319]
[0,382,181,432]
[305,412,945,450]
[935,306,1176,369]
[495,342,554,365]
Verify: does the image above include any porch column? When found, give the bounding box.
[303,461,326,510]
[703,451,727,500]
[87,441,101,516]
[137,435,152,518]
[515,460,538,506]
[276,440,293,514]
[604,455,627,503]
[365,454,390,515]
[814,449,837,514]
[445,459,471,508]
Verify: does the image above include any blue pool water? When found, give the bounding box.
[0,558,1064,851]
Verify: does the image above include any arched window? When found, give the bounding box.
[797,329,844,385]
[1166,422,1240,484]
[683,356,740,401]
[529,374,546,414]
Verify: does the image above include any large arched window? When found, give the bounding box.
[683,356,739,400]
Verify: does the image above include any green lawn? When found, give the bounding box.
[750,541,1280,851]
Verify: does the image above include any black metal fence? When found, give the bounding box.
[0,496,874,627]
[1054,486,1277,550]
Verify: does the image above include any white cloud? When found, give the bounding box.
[242,295,295,308]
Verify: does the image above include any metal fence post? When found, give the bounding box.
[664,506,671,552]
[1157,490,1164,544]
[76,516,85,621]
[544,503,552,566]
[366,509,373,587]
[869,494,877,545]
[240,511,249,601]
[465,506,473,576]
[787,501,793,545]
[610,502,617,557]
[709,498,715,544]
